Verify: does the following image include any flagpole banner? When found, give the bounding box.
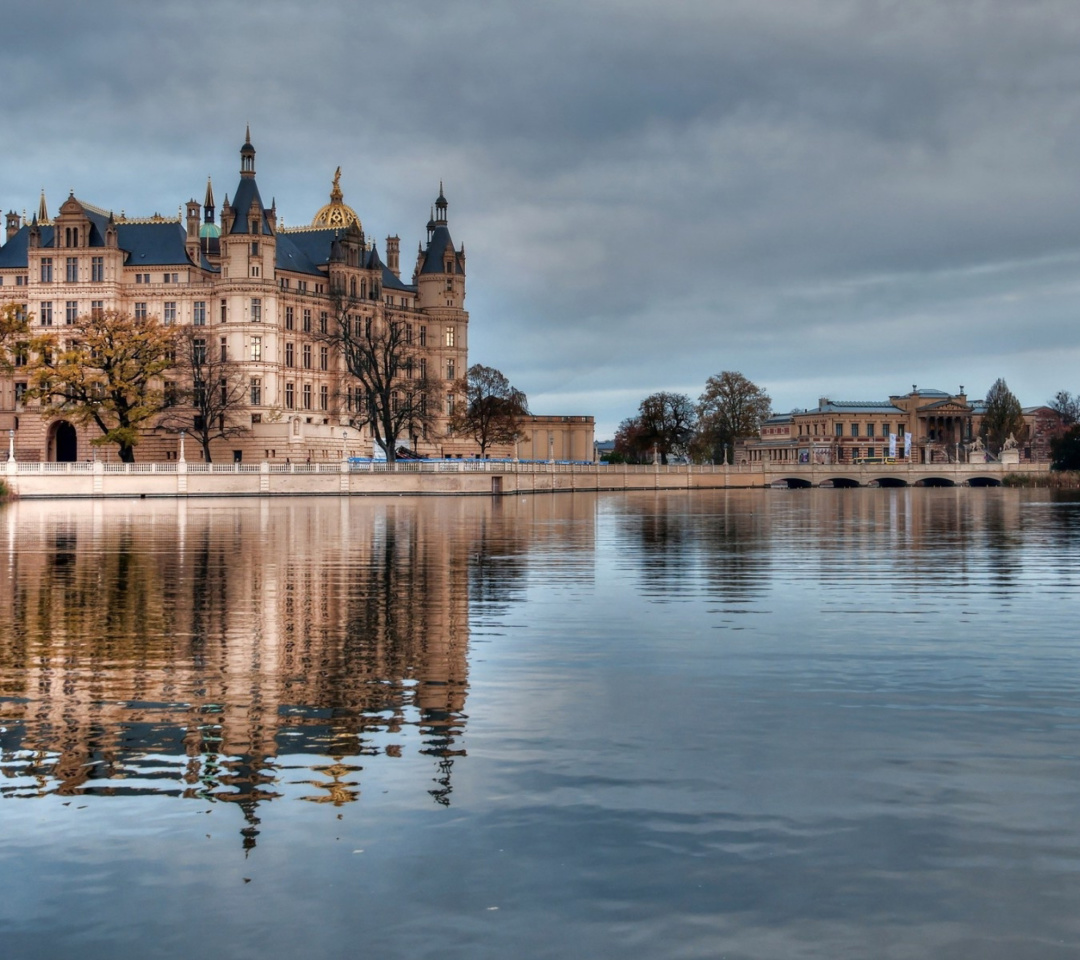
[889,433,897,458]
[904,432,912,458]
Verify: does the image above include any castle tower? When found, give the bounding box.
[221,129,275,283]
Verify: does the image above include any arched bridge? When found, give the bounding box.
[762,461,1042,489]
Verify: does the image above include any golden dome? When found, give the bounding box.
[311,167,361,229]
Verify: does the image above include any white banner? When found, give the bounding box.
[888,433,897,458]
[904,432,912,458]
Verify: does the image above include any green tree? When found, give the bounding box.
[1051,425,1080,471]
[980,378,1025,457]
[27,310,177,463]
[695,371,771,464]
[636,392,697,464]
[449,364,529,457]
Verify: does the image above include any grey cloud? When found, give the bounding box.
[5,1,1080,436]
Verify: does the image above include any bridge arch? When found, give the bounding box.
[916,476,956,487]
[770,477,813,489]
[821,477,861,488]
[870,476,909,487]
[967,476,1002,487]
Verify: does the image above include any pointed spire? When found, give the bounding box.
[434,184,448,225]
[240,128,256,177]
[204,177,215,218]
[38,189,48,222]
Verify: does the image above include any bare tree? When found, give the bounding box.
[1049,390,1080,427]
[158,327,249,462]
[449,364,528,457]
[328,295,437,464]
[637,392,697,464]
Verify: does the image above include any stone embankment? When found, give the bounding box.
[2,458,1049,499]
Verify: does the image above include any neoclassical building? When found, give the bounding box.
[0,133,593,463]
[740,386,1057,465]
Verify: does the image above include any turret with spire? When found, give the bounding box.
[416,183,466,310]
[240,125,256,179]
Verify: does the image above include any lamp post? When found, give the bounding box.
[342,429,349,463]
[178,429,186,463]
[7,428,13,462]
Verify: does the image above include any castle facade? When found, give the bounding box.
[0,133,592,463]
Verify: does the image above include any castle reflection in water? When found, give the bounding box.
[0,488,1034,849]
[0,496,593,846]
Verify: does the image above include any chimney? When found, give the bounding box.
[185,200,200,264]
[386,235,400,278]
[5,211,19,243]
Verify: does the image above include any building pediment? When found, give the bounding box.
[918,400,970,414]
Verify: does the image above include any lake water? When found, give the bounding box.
[2,489,1080,959]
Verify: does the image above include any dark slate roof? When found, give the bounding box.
[0,224,39,268]
[0,214,190,268]
[277,229,335,275]
[382,264,415,292]
[366,242,416,292]
[275,230,418,292]
[419,224,462,274]
[816,400,906,415]
[228,177,273,235]
[116,222,190,266]
[908,388,951,398]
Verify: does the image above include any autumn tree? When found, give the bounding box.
[449,364,529,457]
[613,415,650,463]
[0,302,30,372]
[26,310,177,463]
[636,392,697,464]
[157,326,249,462]
[695,371,771,464]
[327,296,436,464]
[980,378,1025,457]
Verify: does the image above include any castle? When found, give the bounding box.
[0,132,593,463]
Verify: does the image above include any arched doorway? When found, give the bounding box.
[50,421,78,462]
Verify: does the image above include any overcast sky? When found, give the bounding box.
[5,0,1080,437]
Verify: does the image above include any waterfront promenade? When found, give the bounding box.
[3,458,1048,498]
